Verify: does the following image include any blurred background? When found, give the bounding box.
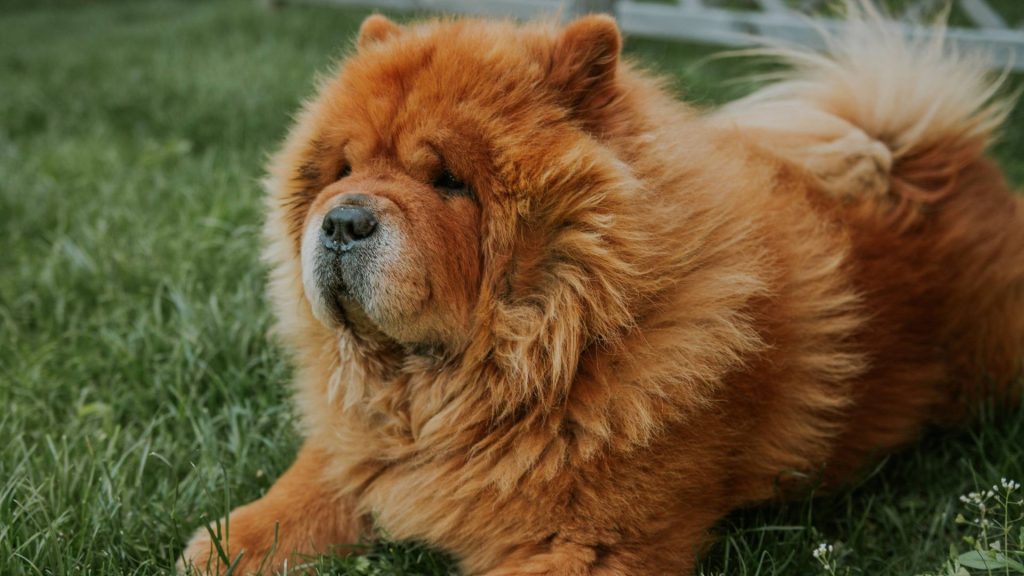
[1,1,1022,574]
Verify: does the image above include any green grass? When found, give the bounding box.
[0,1,1022,574]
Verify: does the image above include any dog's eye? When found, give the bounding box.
[433,170,473,199]
[336,164,352,181]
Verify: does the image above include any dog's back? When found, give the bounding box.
[717,2,1024,480]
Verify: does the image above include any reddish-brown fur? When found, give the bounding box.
[181,7,1024,575]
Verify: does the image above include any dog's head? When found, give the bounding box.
[267,14,653,403]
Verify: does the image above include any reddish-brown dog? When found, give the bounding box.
[181,6,1024,574]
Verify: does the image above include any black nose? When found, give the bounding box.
[320,206,377,250]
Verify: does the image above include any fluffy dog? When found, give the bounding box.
[181,5,1024,574]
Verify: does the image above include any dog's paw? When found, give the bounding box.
[177,526,233,575]
[177,520,273,576]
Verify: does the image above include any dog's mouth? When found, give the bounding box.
[312,252,383,338]
[313,252,351,313]
[321,282,352,328]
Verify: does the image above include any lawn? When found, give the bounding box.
[1,1,1022,575]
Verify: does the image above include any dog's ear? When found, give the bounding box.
[549,14,622,113]
[358,14,402,50]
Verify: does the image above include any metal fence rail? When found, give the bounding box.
[303,0,1024,70]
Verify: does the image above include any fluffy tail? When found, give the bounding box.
[716,2,1024,402]
[715,0,1016,226]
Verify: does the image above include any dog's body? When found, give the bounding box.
[182,7,1024,575]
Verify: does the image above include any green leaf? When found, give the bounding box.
[957,550,1024,573]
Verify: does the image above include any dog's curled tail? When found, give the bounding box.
[717,2,1024,402]
[718,1,1016,225]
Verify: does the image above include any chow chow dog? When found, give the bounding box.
[181,3,1024,574]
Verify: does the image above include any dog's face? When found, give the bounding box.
[272,14,632,369]
[296,105,484,347]
[300,162,480,347]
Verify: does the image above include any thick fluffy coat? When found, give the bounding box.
[182,6,1024,575]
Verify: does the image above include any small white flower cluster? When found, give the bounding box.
[1000,477,1021,491]
[955,477,1024,555]
[962,479,1023,507]
[812,542,834,560]
[811,541,840,576]
[959,491,991,506]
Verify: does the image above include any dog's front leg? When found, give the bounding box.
[179,440,364,575]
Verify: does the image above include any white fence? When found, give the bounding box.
[298,0,1024,70]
